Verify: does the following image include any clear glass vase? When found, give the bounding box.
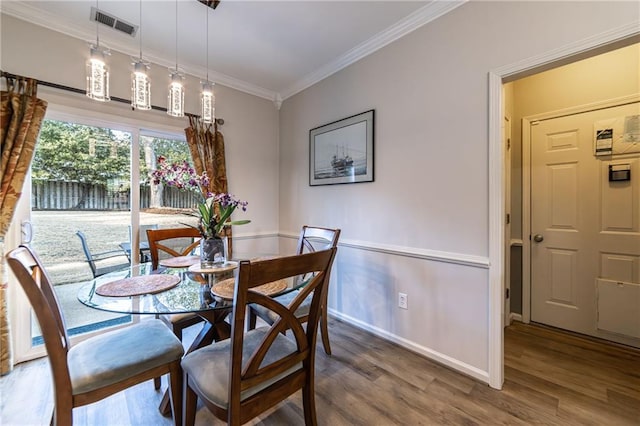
[200,236,227,268]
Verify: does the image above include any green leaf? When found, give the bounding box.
[226,220,251,226]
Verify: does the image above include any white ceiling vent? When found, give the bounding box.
[90,7,138,37]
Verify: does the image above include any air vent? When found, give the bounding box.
[90,7,138,37]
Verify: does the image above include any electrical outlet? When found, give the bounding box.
[398,292,408,309]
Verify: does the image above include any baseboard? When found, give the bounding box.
[509,313,523,323]
[329,308,490,384]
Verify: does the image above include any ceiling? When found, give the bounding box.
[1,1,464,101]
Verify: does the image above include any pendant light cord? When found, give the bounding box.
[175,0,178,70]
[206,8,209,81]
[139,0,142,59]
[96,0,100,47]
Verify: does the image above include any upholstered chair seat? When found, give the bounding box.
[68,320,184,395]
[251,290,310,323]
[182,327,301,408]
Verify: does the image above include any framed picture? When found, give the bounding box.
[309,109,374,186]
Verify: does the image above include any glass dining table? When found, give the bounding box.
[76,254,299,415]
[77,254,298,350]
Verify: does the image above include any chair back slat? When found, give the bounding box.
[146,227,202,269]
[296,225,340,254]
[228,248,336,413]
[6,245,73,390]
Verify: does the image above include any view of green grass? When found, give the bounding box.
[32,210,197,285]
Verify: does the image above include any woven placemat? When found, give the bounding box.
[96,274,181,297]
[211,278,288,300]
[188,261,238,274]
[159,255,200,268]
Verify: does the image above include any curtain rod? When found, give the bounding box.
[0,70,224,125]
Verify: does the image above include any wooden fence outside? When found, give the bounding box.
[32,179,200,210]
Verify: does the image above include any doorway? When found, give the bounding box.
[489,35,640,389]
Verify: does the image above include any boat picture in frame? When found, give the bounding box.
[309,109,374,186]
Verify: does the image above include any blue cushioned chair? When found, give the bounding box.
[6,245,184,426]
[182,248,337,425]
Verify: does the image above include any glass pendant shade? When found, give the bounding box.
[131,60,151,110]
[86,45,110,102]
[167,70,185,117]
[200,82,215,124]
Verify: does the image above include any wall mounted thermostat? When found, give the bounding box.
[609,164,631,182]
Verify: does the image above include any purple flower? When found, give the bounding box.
[150,159,250,238]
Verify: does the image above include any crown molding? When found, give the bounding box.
[279,0,467,100]
[493,20,640,78]
[1,1,464,104]
[0,1,277,101]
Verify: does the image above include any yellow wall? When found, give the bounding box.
[509,43,639,315]
[511,43,640,239]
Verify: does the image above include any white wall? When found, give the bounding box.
[279,1,639,381]
[0,14,280,245]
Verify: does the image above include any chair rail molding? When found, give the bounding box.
[279,232,489,269]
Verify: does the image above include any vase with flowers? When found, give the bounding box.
[150,156,250,267]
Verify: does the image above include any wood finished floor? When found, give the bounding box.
[1,319,639,425]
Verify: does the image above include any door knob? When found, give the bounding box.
[533,234,544,243]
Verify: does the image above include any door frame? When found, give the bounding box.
[487,23,639,389]
[521,94,640,325]
[503,114,512,328]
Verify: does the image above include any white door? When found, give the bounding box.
[530,101,640,347]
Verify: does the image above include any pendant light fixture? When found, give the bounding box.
[86,0,110,101]
[200,7,215,124]
[167,0,185,117]
[131,0,151,110]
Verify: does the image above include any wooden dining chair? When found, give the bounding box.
[146,227,206,339]
[182,247,337,426]
[6,244,184,426]
[248,225,340,354]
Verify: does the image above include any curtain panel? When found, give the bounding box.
[185,117,232,253]
[0,76,48,374]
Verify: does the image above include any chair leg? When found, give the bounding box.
[183,375,198,426]
[172,324,183,342]
[53,407,73,426]
[54,395,73,426]
[302,378,318,426]
[154,376,162,390]
[319,308,332,355]
[247,309,257,330]
[168,362,183,426]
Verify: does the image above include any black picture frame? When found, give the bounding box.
[309,109,374,186]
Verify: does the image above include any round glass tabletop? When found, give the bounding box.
[77,263,237,315]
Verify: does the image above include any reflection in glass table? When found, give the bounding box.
[77,258,300,416]
[77,262,233,316]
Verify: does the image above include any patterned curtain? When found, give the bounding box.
[184,117,232,254]
[0,76,48,374]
